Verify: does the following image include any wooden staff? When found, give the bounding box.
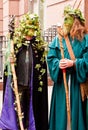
[10,39,24,130]
[73,0,78,8]
[58,32,71,130]
[76,0,82,9]
[73,0,83,9]
[8,15,24,130]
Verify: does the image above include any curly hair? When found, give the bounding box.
[70,18,88,41]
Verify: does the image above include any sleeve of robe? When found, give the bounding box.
[74,34,88,83]
[47,36,62,83]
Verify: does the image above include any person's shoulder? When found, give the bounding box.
[84,33,88,37]
[83,34,88,47]
[83,34,88,42]
[48,35,60,49]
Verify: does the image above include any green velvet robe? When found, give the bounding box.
[47,35,88,130]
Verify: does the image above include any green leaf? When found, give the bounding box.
[38,87,42,92]
[35,64,41,70]
[40,81,43,86]
[40,68,46,75]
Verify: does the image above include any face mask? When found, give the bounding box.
[63,15,74,35]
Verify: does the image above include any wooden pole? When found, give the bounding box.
[73,0,78,8]
[10,40,24,130]
[73,0,83,9]
[76,0,82,9]
[58,33,71,130]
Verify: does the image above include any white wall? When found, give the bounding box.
[45,0,84,30]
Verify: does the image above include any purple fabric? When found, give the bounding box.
[0,74,36,130]
[0,76,18,130]
[0,44,36,130]
[28,46,36,130]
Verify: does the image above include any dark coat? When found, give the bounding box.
[2,37,48,130]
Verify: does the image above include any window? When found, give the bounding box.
[0,36,7,81]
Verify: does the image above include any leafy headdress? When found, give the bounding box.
[64,5,85,24]
[13,12,46,54]
[62,0,86,38]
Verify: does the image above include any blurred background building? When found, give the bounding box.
[0,0,88,89]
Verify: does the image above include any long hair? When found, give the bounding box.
[70,18,88,41]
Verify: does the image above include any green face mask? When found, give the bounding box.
[63,15,74,35]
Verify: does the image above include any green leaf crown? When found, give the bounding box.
[64,5,85,24]
[13,12,46,53]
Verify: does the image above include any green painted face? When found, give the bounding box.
[63,14,74,35]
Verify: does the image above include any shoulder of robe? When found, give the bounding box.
[83,34,88,48]
[48,35,60,50]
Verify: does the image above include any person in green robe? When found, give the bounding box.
[47,5,88,130]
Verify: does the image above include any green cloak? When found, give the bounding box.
[47,35,88,130]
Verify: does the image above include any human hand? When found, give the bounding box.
[59,58,73,69]
[9,54,16,63]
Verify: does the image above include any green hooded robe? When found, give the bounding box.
[47,35,88,130]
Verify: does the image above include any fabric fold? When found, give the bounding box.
[28,44,36,130]
[0,76,18,130]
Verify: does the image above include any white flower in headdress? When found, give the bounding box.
[29,14,35,19]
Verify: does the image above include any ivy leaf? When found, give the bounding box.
[35,64,41,71]
[38,75,42,80]
[40,81,43,86]
[38,87,42,92]
[40,68,46,75]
